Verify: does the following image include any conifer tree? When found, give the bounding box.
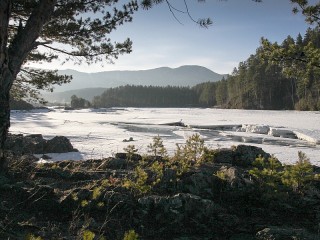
[0,0,213,169]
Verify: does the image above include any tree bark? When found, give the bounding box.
[0,68,12,171]
[0,0,56,171]
[0,0,11,171]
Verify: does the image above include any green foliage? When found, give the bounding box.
[25,234,43,240]
[281,151,314,192]
[192,24,320,110]
[147,135,168,158]
[123,166,151,195]
[184,133,205,163]
[123,229,139,240]
[92,186,103,200]
[249,152,316,194]
[81,200,89,208]
[149,161,164,186]
[123,145,138,161]
[171,134,206,175]
[215,170,227,180]
[291,0,320,26]
[92,85,200,108]
[249,156,283,188]
[82,229,95,240]
[71,95,91,109]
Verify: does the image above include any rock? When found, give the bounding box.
[123,137,134,142]
[211,145,271,167]
[212,148,234,164]
[8,154,39,169]
[179,171,215,197]
[138,193,233,237]
[4,134,24,155]
[5,134,78,155]
[232,145,271,167]
[105,158,127,169]
[217,166,253,187]
[115,152,142,161]
[23,134,45,154]
[40,154,52,160]
[256,226,317,240]
[44,136,78,153]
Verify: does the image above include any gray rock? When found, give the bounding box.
[256,226,317,240]
[232,145,271,167]
[23,134,45,154]
[44,136,77,153]
[217,166,253,187]
[115,152,142,161]
[5,134,78,154]
[212,148,234,164]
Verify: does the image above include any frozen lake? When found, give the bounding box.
[10,107,320,165]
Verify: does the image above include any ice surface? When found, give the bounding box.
[9,107,320,166]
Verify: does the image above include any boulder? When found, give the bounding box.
[115,152,142,161]
[138,193,240,237]
[217,166,253,188]
[211,145,271,167]
[105,158,127,169]
[5,134,78,154]
[44,136,78,153]
[232,145,271,167]
[4,134,24,155]
[23,134,45,154]
[212,148,234,164]
[256,226,317,240]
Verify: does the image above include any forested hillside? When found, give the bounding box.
[194,27,320,110]
[92,85,200,108]
[73,27,320,110]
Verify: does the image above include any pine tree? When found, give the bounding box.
[0,0,212,170]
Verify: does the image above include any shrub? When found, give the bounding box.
[123,145,138,161]
[281,151,314,193]
[123,166,151,195]
[82,230,95,240]
[249,155,283,188]
[123,229,139,240]
[171,133,206,175]
[147,135,168,158]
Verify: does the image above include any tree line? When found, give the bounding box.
[212,26,320,110]
[74,27,319,110]
[90,85,200,108]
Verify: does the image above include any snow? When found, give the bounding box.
[9,107,320,166]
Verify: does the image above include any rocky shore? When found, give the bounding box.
[1,135,320,239]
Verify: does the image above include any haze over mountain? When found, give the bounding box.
[42,65,225,103]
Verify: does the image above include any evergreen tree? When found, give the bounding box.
[0,0,212,169]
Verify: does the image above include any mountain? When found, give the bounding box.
[42,65,226,103]
[43,88,108,104]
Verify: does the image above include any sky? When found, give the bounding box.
[30,0,313,75]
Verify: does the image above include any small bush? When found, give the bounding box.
[123,230,139,240]
[123,145,138,161]
[281,151,314,193]
[147,135,168,158]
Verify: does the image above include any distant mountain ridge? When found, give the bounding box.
[42,65,226,103]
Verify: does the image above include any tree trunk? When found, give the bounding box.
[0,0,57,171]
[0,68,12,171]
[0,0,11,171]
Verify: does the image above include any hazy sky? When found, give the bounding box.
[31,0,313,74]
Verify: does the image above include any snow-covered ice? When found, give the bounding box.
[9,107,320,165]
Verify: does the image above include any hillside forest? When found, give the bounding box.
[70,27,320,110]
